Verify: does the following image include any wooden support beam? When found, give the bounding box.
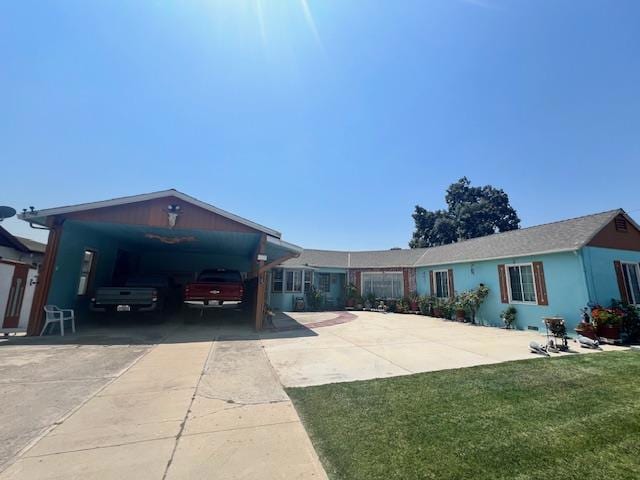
[27,220,63,336]
[253,235,267,330]
[246,252,298,280]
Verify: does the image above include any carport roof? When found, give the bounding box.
[282,209,630,269]
[19,189,284,239]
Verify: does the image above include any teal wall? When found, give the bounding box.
[416,251,590,331]
[269,268,347,311]
[581,246,640,306]
[47,221,124,317]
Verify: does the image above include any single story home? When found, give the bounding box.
[269,209,640,332]
[15,190,640,335]
[0,225,46,332]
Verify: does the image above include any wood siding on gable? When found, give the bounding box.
[64,196,260,234]
[588,215,640,252]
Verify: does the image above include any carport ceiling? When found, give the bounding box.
[72,221,261,255]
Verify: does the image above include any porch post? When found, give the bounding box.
[27,220,63,336]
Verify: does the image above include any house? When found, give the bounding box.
[270,209,640,331]
[0,225,46,332]
[14,189,640,335]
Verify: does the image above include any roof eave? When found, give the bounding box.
[414,247,581,268]
[17,189,282,238]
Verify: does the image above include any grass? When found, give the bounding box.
[288,351,640,480]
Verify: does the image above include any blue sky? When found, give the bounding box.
[1,0,639,249]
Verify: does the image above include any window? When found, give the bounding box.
[434,270,450,298]
[621,262,640,305]
[507,264,537,303]
[272,269,284,292]
[77,250,96,295]
[303,270,313,293]
[285,270,302,292]
[361,272,403,299]
[318,273,330,293]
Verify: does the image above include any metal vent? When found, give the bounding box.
[615,217,628,232]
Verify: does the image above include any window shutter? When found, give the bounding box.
[497,265,509,303]
[532,261,548,306]
[447,269,455,298]
[613,260,629,303]
[429,270,435,296]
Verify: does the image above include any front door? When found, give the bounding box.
[3,264,29,328]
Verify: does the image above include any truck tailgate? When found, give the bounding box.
[94,287,155,305]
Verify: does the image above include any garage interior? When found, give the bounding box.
[21,190,302,335]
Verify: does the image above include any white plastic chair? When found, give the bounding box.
[42,305,76,336]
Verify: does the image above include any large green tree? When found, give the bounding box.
[409,177,520,248]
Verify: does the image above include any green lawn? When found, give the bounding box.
[288,351,640,480]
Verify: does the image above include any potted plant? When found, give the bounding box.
[432,298,443,318]
[418,295,433,316]
[612,300,640,344]
[500,305,517,329]
[345,283,359,309]
[364,293,377,311]
[458,284,489,325]
[453,295,467,322]
[439,298,453,320]
[395,298,406,314]
[409,291,419,312]
[306,286,324,311]
[591,306,624,340]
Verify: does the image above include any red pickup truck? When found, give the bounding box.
[184,269,244,306]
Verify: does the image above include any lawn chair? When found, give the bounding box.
[42,305,76,336]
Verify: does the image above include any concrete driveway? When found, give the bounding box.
[0,311,622,479]
[0,319,326,480]
[261,310,625,387]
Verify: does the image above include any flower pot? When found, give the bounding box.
[455,309,466,322]
[597,324,621,340]
[346,298,355,308]
[410,301,418,312]
[432,307,442,318]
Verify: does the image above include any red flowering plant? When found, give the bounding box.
[590,306,625,327]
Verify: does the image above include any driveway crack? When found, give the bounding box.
[161,337,217,480]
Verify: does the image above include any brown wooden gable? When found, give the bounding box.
[63,196,260,234]
[587,214,640,252]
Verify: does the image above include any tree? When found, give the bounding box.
[409,177,520,248]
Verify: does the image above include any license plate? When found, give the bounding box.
[117,305,131,312]
[210,290,220,294]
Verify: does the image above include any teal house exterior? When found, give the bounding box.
[17,188,640,336]
[276,210,640,332]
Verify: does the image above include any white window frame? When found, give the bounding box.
[272,268,312,294]
[361,271,404,299]
[433,270,451,299]
[285,269,303,293]
[621,262,640,306]
[303,270,314,293]
[272,268,284,293]
[506,263,538,305]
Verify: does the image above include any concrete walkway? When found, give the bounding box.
[0,326,327,480]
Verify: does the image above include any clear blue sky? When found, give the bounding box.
[1,0,639,249]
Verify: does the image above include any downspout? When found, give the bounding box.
[577,248,595,306]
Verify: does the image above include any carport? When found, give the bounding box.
[19,190,301,335]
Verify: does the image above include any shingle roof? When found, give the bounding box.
[0,226,47,254]
[14,236,47,254]
[281,209,625,269]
